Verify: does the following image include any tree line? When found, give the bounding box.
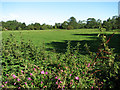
[1,15,120,31]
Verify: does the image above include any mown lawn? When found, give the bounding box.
[2,29,120,54]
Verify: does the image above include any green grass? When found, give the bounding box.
[2,29,120,54]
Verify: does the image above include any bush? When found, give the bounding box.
[2,33,120,89]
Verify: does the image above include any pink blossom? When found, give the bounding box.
[25,82,27,85]
[91,86,93,89]
[58,79,60,80]
[6,74,9,76]
[55,76,57,79]
[45,72,48,74]
[27,77,32,80]
[2,85,4,87]
[70,74,72,76]
[41,81,43,84]
[30,73,32,76]
[60,81,62,83]
[75,77,79,80]
[87,63,90,67]
[12,74,17,78]
[5,81,8,84]
[56,82,58,84]
[41,71,44,74]
[63,85,65,88]
[17,78,20,81]
[18,87,20,89]
[34,68,36,71]
[14,83,16,85]
[70,82,73,85]
[61,70,63,72]
[21,70,24,73]
[82,72,85,74]
[31,83,33,85]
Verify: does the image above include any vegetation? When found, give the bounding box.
[1,15,120,31]
[1,29,120,89]
[1,14,120,89]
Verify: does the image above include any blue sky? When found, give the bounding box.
[1,1,119,25]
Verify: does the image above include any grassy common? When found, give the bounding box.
[1,29,120,89]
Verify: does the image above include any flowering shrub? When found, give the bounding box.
[2,33,120,89]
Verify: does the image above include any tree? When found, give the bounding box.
[28,23,34,30]
[78,20,86,29]
[41,23,48,30]
[116,17,120,29]
[86,18,97,29]
[68,17,78,29]
[21,23,26,30]
[34,23,41,30]
[61,21,68,29]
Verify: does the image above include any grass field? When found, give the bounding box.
[2,29,120,54]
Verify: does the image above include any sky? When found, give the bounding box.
[0,0,119,25]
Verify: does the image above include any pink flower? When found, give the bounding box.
[6,74,9,76]
[12,74,17,78]
[75,77,79,80]
[5,81,8,84]
[31,83,33,85]
[55,76,57,79]
[70,82,73,85]
[41,81,43,84]
[60,81,62,83]
[45,72,48,74]
[91,86,93,89]
[56,82,58,84]
[27,77,32,80]
[87,63,90,67]
[17,78,20,81]
[21,70,24,73]
[63,85,65,88]
[70,74,72,76]
[58,79,60,80]
[41,71,44,74]
[25,82,27,85]
[82,72,85,74]
[14,82,16,85]
[2,85,4,87]
[34,68,36,71]
[30,73,32,76]
[61,70,63,72]
[18,87,20,89]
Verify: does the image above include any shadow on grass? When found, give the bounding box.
[46,33,120,55]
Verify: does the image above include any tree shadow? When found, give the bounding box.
[46,33,120,55]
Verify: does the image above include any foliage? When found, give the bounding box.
[2,30,120,89]
[1,15,120,31]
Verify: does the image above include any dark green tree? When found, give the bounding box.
[86,18,96,29]
[68,17,78,29]
[61,21,68,29]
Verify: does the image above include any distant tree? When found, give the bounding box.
[41,23,48,30]
[68,17,78,29]
[34,23,41,30]
[61,21,68,29]
[2,20,22,30]
[28,23,34,30]
[110,16,118,29]
[116,17,120,29]
[21,23,26,30]
[78,20,86,29]
[67,25,73,30]
[86,18,96,29]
